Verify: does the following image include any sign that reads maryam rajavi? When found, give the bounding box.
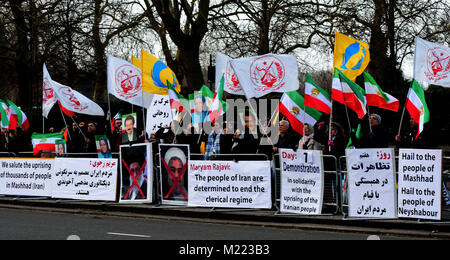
[188,161,272,209]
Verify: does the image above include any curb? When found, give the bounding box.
[0,197,449,239]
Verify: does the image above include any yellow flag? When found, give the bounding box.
[141,49,180,95]
[131,56,142,70]
[333,31,370,82]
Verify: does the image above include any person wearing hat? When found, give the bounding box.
[352,114,390,148]
[162,147,188,202]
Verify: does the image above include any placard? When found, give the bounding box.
[159,144,190,206]
[0,159,54,197]
[52,158,118,201]
[279,149,324,215]
[146,95,172,135]
[120,143,153,203]
[188,160,272,209]
[346,149,397,219]
[398,149,442,220]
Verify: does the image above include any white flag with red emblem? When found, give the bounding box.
[52,80,104,116]
[230,54,299,98]
[44,67,104,116]
[107,55,144,107]
[414,37,450,88]
[216,52,244,95]
[42,64,58,118]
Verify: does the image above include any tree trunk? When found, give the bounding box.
[178,39,204,92]
[9,0,32,107]
[92,0,106,103]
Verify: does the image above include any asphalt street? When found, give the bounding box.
[0,207,426,240]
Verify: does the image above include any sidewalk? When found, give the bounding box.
[0,196,449,239]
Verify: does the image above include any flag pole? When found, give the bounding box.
[69,114,87,140]
[397,104,407,136]
[247,97,276,150]
[328,101,333,152]
[58,105,72,141]
[107,92,113,135]
[367,105,373,133]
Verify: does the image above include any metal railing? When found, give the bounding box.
[1,149,449,220]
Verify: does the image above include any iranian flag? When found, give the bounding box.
[364,72,399,112]
[304,73,332,114]
[209,75,227,123]
[279,91,322,135]
[0,99,15,129]
[338,70,367,119]
[6,99,30,131]
[32,132,64,156]
[331,68,345,104]
[406,80,430,139]
[168,82,189,113]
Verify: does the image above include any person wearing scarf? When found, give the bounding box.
[298,123,323,151]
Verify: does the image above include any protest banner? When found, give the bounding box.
[188,160,272,209]
[160,144,190,206]
[0,158,54,197]
[52,158,118,201]
[279,149,324,215]
[346,149,397,219]
[146,94,172,136]
[120,143,153,203]
[398,149,442,220]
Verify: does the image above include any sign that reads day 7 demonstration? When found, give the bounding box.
[398,149,442,220]
[279,149,324,215]
[346,149,397,219]
[188,161,272,209]
[0,159,54,197]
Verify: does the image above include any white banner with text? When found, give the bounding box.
[52,158,118,201]
[279,149,324,215]
[0,158,54,197]
[398,149,442,220]
[188,161,272,209]
[346,149,397,219]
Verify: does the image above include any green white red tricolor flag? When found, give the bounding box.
[6,99,30,130]
[32,132,64,155]
[279,91,322,135]
[209,75,227,123]
[168,82,189,113]
[364,72,399,112]
[406,80,430,139]
[331,68,367,119]
[304,73,332,114]
[0,99,13,129]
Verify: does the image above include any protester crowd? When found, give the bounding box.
[0,107,434,160]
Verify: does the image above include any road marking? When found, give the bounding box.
[107,232,152,238]
[367,235,381,240]
[67,235,81,240]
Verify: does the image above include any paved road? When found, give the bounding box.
[0,208,423,240]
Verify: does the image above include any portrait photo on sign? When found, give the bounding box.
[159,144,190,205]
[95,135,112,159]
[119,143,153,203]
